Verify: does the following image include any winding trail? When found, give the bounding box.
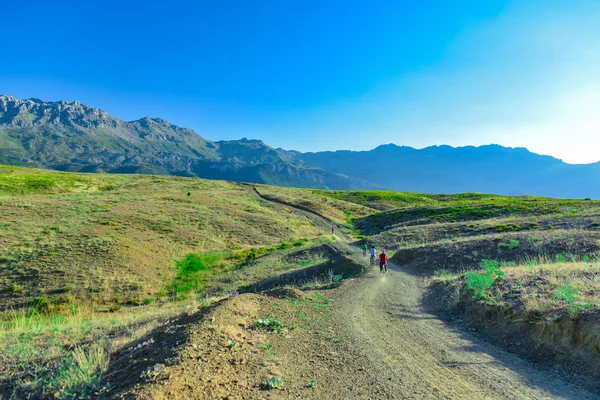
[243,184,598,398]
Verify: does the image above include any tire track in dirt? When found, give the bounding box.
[332,244,598,399]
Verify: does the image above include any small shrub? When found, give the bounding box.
[466,262,504,299]
[141,297,153,305]
[508,239,520,249]
[44,345,109,398]
[33,297,50,313]
[62,284,74,293]
[124,297,142,306]
[263,376,284,390]
[480,259,499,269]
[568,302,595,315]
[255,318,286,333]
[525,222,538,229]
[10,284,23,293]
[552,285,578,304]
[258,342,273,350]
[293,238,308,247]
[308,379,317,388]
[465,272,495,299]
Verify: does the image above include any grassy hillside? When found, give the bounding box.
[2,166,600,398]
[0,165,336,310]
[0,165,369,398]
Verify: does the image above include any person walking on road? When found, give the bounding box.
[379,249,388,273]
[331,225,335,235]
[362,242,368,256]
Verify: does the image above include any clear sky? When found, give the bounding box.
[1,0,599,163]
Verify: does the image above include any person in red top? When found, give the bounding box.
[379,249,388,273]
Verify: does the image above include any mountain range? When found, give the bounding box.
[1,94,599,198]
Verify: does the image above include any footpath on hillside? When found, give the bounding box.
[107,190,599,399]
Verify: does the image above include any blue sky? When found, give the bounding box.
[1,0,599,163]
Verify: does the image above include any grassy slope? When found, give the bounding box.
[0,165,334,309]
[0,166,373,398]
[2,166,600,397]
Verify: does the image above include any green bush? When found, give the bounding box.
[552,285,578,304]
[255,318,286,333]
[465,272,496,299]
[263,376,284,390]
[466,261,505,299]
[293,238,308,247]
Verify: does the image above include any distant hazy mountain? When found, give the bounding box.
[0,95,374,190]
[298,144,600,198]
[2,95,599,198]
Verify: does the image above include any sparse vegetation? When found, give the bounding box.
[434,257,600,315]
[255,318,286,333]
[263,376,284,390]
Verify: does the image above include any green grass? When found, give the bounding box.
[434,257,600,316]
[165,251,230,299]
[0,300,192,398]
[552,285,579,304]
[353,193,600,235]
[43,344,109,399]
[0,166,329,309]
[0,167,91,196]
[314,189,435,209]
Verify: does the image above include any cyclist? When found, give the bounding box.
[379,249,388,273]
[362,242,368,256]
[369,246,377,267]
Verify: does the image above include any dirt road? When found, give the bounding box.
[332,244,598,399]
[247,188,599,399]
[123,192,599,399]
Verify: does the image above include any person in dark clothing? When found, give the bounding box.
[379,249,388,273]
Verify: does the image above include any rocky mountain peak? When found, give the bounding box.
[0,95,115,128]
